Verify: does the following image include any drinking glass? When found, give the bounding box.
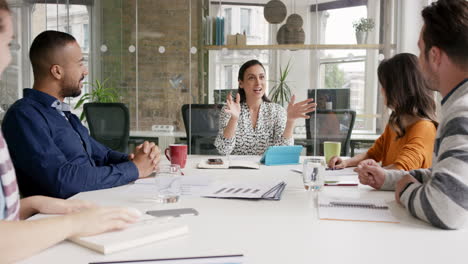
[302,158,325,191]
[154,164,182,203]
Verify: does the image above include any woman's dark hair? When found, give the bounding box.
[0,0,11,33]
[378,53,438,138]
[237,59,270,103]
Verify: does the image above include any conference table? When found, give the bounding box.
[20,156,467,264]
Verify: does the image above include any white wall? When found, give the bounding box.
[397,0,432,55]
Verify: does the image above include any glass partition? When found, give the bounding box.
[1,0,398,156]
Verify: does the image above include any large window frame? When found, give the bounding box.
[311,1,382,134]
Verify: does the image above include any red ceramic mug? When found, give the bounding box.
[164,144,187,168]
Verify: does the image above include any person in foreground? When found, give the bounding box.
[215,59,316,155]
[356,0,468,229]
[2,30,160,199]
[329,53,437,171]
[0,2,140,263]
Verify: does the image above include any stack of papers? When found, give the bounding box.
[203,181,286,200]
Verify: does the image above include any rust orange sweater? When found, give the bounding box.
[366,120,436,170]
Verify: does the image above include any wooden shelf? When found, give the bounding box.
[204,44,395,50]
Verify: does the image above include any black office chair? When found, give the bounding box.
[84,102,130,153]
[181,104,223,155]
[305,109,356,156]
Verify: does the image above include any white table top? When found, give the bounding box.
[20,156,467,264]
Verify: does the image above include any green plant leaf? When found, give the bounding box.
[74,78,121,121]
[269,59,292,106]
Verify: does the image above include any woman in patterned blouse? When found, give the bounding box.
[215,59,316,155]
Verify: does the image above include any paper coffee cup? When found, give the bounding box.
[324,141,341,163]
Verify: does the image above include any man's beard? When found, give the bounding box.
[422,68,440,92]
[60,76,83,98]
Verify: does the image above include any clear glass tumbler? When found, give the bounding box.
[154,164,182,203]
[302,158,325,191]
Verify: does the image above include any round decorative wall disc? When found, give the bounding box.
[286,13,303,29]
[264,0,287,24]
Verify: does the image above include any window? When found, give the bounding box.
[240,8,251,35]
[83,24,89,52]
[224,65,233,90]
[224,8,232,35]
[316,5,379,133]
[209,4,271,104]
[30,3,91,114]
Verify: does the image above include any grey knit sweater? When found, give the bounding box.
[382,79,468,229]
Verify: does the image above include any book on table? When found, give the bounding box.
[68,214,189,254]
[30,213,189,254]
[318,196,399,223]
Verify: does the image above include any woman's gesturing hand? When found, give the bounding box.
[225,92,241,120]
[287,95,316,121]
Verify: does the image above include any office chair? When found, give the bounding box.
[305,109,356,156]
[181,104,223,155]
[84,102,130,153]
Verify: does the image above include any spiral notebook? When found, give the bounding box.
[318,197,399,223]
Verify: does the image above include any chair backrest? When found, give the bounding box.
[84,102,129,153]
[181,104,223,154]
[305,109,356,156]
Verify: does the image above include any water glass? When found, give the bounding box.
[154,164,182,203]
[302,158,325,191]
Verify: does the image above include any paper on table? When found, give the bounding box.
[129,175,214,196]
[291,167,357,176]
[323,167,358,177]
[203,180,286,200]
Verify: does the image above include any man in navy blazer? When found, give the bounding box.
[2,30,160,198]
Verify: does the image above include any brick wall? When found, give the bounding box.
[100,0,202,131]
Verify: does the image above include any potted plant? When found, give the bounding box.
[352,17,375,44]
[269,60,292,107]
[74,78,120,120]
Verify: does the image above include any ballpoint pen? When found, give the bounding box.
[324,181,358,186]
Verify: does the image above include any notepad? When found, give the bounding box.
[318,196,399,223]
[197,159,260,169]
[69,217,189,254]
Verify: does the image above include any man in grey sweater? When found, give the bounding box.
[356,0,468,229]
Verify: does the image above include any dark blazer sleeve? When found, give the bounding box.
[2,107,138,199]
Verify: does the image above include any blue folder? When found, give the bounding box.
[260,145,303,166]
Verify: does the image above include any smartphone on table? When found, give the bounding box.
[207,158,223,165]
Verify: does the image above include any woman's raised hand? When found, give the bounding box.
[225,92,241,120]
[287,95,316,121]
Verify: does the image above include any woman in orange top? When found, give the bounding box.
[328,53,437,170]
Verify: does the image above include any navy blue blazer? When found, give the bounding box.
[2,89,138,198]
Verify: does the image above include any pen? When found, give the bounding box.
[324,181,358,186]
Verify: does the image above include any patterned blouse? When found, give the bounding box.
[215,102,293,155]
[0,132,20,220]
